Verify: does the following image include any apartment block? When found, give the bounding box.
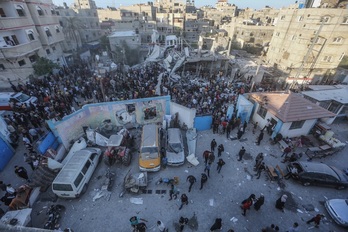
[0,0,64,86]
[266,8,348,83]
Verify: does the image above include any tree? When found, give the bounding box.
[33,57,59,76]
[62,17,84,50]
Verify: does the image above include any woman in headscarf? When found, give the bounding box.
[275,194,287,211]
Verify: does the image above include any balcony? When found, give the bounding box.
[0,40,41,59]
[0,17,34,30]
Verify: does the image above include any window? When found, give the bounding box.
[36,6,44,16]
[323,55,332,62]
[333,37,343,43]
[15,5,25,17]
[291,35,297,41]
[275,32,280,37]
[56,11,60,15]
[257,106,267,119]
[320,16,330,23]
[29,55,37,63]
[328,102,340,114]
[51,8,55,15]
[52,184,73,191]
[298,16,303,21]
[82,160,91,174]
[46,49,50,55]
[0,8,6,17]
[281,15,285,20]
[4,35,19,46]
[45,28,52,37]
[52,46,56,51]
[339,52,345,61]
[342,17,348,24]
[289,120,305,130]
[310,37,320,43]
[74,173,84,188]
[27,30,35,41]
[55,26,60,33]
[18,59,26,66]
[0,64,5,70]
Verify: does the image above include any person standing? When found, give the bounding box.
[255,162,266,179]
[204,163,211,177]
[282,146,292,158]
[275,194,288,212]
[243,121,247,134]
[210,218,222,231]
[237,127,243,140]
[179,193,188,210]
[226,124,231,139]
[186,175,196,192]
[208,152,215,165]
[252,122,258,134]
[241,194,256,216]
[216,158,226,173]
[14,166,30,182]
[254,153,264,170]
[256,130,264,145]
[217,144,224,157]
[169,184,178,200]
[287,222,299,232]
[237,147,246,161]
[254,194,265,211]
[210,139,217,152]
[307,214,325,228]
[23,153,35,171]
[200,173,208,190]
[157,220,168,232]
[202,150,211,165]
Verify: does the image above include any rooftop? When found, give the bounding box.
[302,86,348,104]
[248,92,336,122]
[108,31,137,38]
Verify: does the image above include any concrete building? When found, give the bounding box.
[108,30,142,64]
[71,0,102,43]
[0,0,65,87]
[265,7,348,84]
[201,0,237,27]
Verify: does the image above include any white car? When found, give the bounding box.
[325,199,348,227]
[166,128,185,166]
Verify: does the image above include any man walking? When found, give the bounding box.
[14,166,30,182]
[255,162,266,179]
[217,144,224,157]
[186,175,196,192]
[200,173,208,190]
[210,139,217,152]
[204,163,211,177]
[237,147,246,161]
[282,146,292,158]
[202,150,211,165]
[256,130,264,145]
[179,193,188,210]
[169,184,178,200]
[216,158,226,173]
[307,214,325,228]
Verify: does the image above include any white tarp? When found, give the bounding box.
[0,208,32,226]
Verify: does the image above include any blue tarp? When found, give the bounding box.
[37,132,59,155]
[194,115,212,131]
[0,137,14,171]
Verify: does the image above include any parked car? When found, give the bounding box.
[325,199,348,227]
[166,128,185,166]
[0,92,37,110]
[287,161,348,189]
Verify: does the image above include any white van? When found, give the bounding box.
[0,92,38,110]
[52,147,102,198]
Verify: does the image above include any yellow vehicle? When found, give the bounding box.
[139,124,161,172]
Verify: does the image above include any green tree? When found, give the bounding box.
[33,57,59,76]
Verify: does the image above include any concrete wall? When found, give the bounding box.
[170,102,196,129]
[279,119,317,138]
[48,96,170,148]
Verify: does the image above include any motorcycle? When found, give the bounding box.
[103,168,115,191]
[156,176,179,185]
[43,204,65,230]
[119,169,147,197]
